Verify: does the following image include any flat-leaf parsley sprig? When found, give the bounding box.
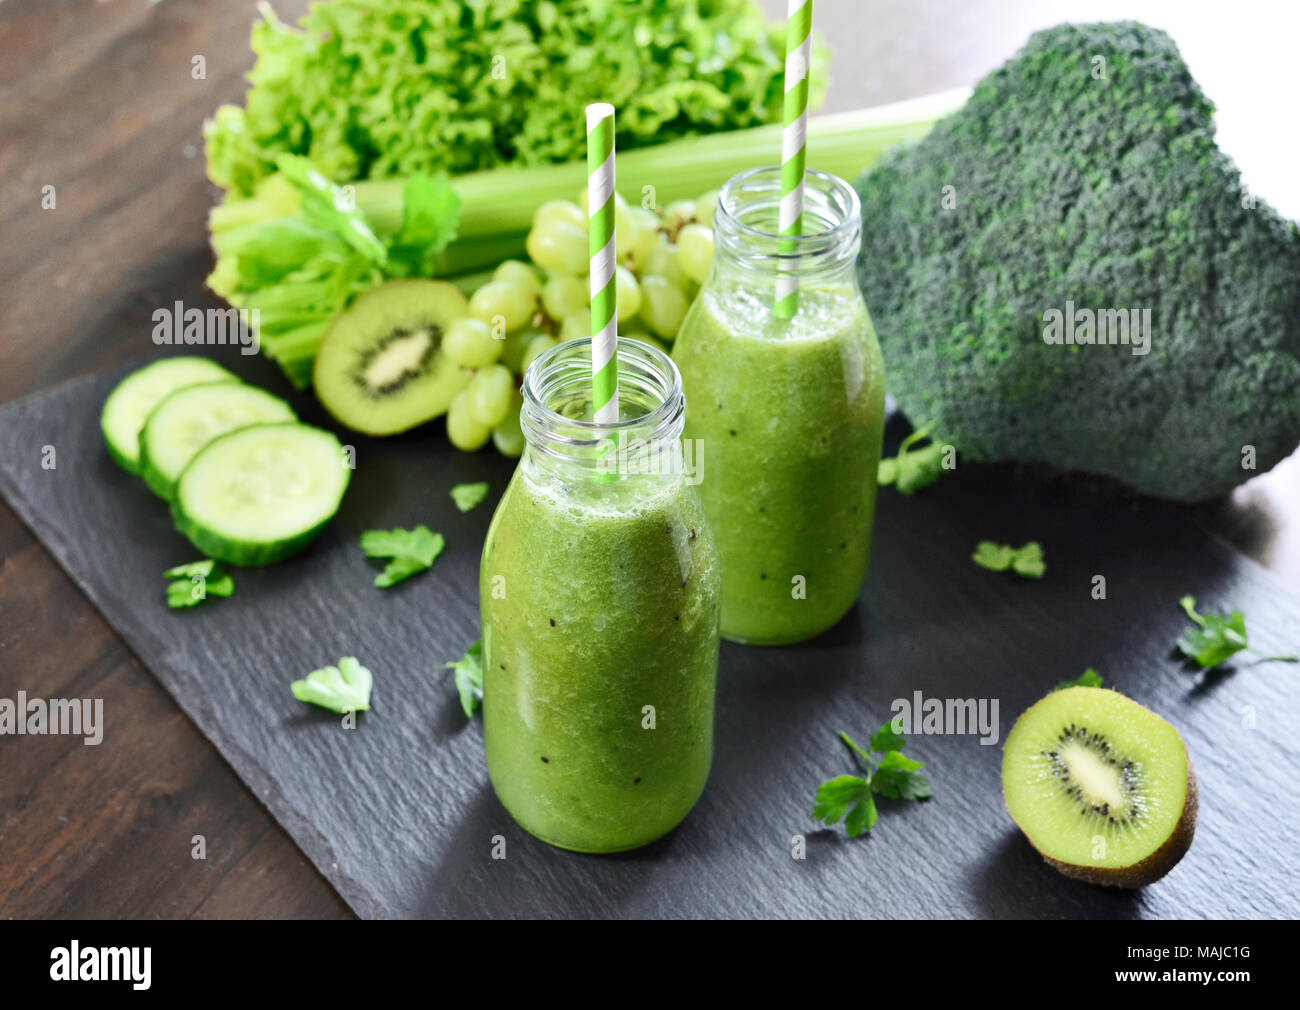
[291,656,373,714]
[360,525,445,588]
[877,422,953,495]
[164,559,234,609]
[1055,667,1104,691]
[444,638,483,718]
[972,540,1045,579]
[813,722,933,838]
[1176,595,1298,670]
[450,482,489,513]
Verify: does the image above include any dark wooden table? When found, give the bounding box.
[1,0,1296,918]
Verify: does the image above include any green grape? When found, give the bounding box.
[541,274,589,322]
[532,200,585,232]
[694,189,720,227]
[443,317,502,368]
[519,334,558,375]
[664,200,696,235]
[676,224,715,285]
[493,259,542,300]
[615,201,636,260]
[465,364,515,427]
[621,315,652,337]
[645,237,691,290]
[626,208,662,270]
[639,275,690,339]
[493,426,525,458]
[666,199,696,220]
[502,328,542,372]
[469,279,537,331]
[560,312,590,342]
[526,221,589,276]
[447,389,491,451]
[615,265,642,319]
[492,394,526,458]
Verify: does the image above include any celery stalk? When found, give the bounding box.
[357,90,969,275]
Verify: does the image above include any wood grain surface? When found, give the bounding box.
[1,0,1297,918]
[0,0,347,918]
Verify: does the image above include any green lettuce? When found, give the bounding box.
[205,0,826,197]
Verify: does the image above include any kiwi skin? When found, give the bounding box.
[1002,691,1199,889]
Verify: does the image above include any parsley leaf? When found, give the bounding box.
[450,482,490,513]
[360,525,445,588]
[972,540,1045,579]
[1010,541,1046,578]
[813,775,877,837]
[385,173,462,278]
[877,422,953,494]
[164,559,233,609]
[872,751,933,801]
[445,638,484,718]
[291,656,373,714]
[1176,595,1298,669]
[869,722,906,754]
[1056,667,1104,690]
[813,723,932,838]
[971,541,1015,572]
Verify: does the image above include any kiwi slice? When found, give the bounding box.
[1002,687,1197,888]
[313,279,473,435]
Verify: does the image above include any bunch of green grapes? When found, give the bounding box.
[442,188,718,456]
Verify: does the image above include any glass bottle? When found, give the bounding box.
[673,166,885,645]
[480,337,720,852]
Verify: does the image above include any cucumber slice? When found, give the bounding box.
[139,381,296,499]
[171,422,351,566]
[100,357,235,473]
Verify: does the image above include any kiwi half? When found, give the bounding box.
[1002,687,1197,888]
[313,279,473,435]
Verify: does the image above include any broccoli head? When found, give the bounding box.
[855,21,1300,502]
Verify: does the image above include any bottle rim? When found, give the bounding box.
[713,166,861,271]
[520,336,685,466]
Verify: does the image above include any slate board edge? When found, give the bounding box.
[0,375,381,920]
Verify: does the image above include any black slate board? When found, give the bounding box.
[3,347,1299,919]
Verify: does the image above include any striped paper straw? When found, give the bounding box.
[587,102,619,425]
[775,0,812,320]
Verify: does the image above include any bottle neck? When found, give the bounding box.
[710,166,862,286]
[520,337,686,487]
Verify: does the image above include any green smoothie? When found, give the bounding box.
[480,345,720,853]
[673,280,885,644]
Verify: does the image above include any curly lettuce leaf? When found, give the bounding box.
[204,0,825,196]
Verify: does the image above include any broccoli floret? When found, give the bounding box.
[855,21,1300,502]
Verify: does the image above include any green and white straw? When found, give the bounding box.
[587,102,619,425]
[776,0,812,320]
